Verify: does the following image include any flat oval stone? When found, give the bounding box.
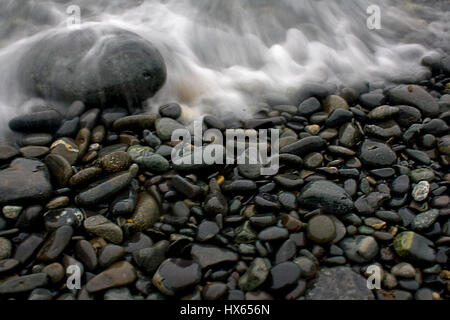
[388,85,439,117]
[75,240,98,271]
[22,133,53,146]
[13,234,45,264]
[0,144,20,163]
[155,117,185,141]
[37,225,74,262]
[268,262,301,292]
[20,146,49,158]
[274,174,304,189]
[197,221,219,242]
[76,165,138,206]
[0,273,48,294]
[222,180,257,194]
[152,258,201,296]
[69,167,103,187]
[280,136,325,156]
[84,215,123,244]
[275,239,297,264]
[258,226,289,241]
[137,153,170,173]
[113,114,159,132]
[98,244,125,268]
[411,209,440,232]
[0,259,20,274]
[359,139,397,167]
[306,215,336,244]
[100,151,131,173]
[159,103,182,119]
[130,192,160,232]
[86,261,137,293]
[368,105,399,120]
[298,180,353,214]
[323,95,349,113]
[391,175,410,194]
[9,110,62,133]
[412,181,430,202]
[396,105,422,127]
[44,154,73,187]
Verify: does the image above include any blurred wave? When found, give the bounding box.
[0,0,448,130]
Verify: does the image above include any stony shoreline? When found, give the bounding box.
[0,56,449,300]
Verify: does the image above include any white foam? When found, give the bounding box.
[0,0,447,131]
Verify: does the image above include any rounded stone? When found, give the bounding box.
[306,215,336,244]
[268,262,301,292]
[152,258,202,296]
[42,263,65,284]
[391,262,416,279]
[84,215,123,244]
[19,26,166,110]
[9,110,62,133]
[155,118,185,141]
[98,244,126,268]
[100,151,132,173]
[323,95,349,113]
[44,154,73,187]
[37,225,74,262]
[159,103,182,119]
[359,139,397,167]
[86,261,137,293]
[22,133,53,146]
[197,221,220,242]
[298,180,353,214]
[412,181,430,202]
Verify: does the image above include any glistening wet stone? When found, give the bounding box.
[298,180,353,214]
[152,258,201,296]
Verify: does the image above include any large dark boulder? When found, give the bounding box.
[19,25,166,111]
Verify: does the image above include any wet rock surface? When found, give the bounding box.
[1,63,450,301]
[306,267,374,300]
[18,26,167,110]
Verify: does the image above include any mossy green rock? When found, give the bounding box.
[393,231,436,263]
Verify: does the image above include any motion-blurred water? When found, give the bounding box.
[0,0,448,130]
